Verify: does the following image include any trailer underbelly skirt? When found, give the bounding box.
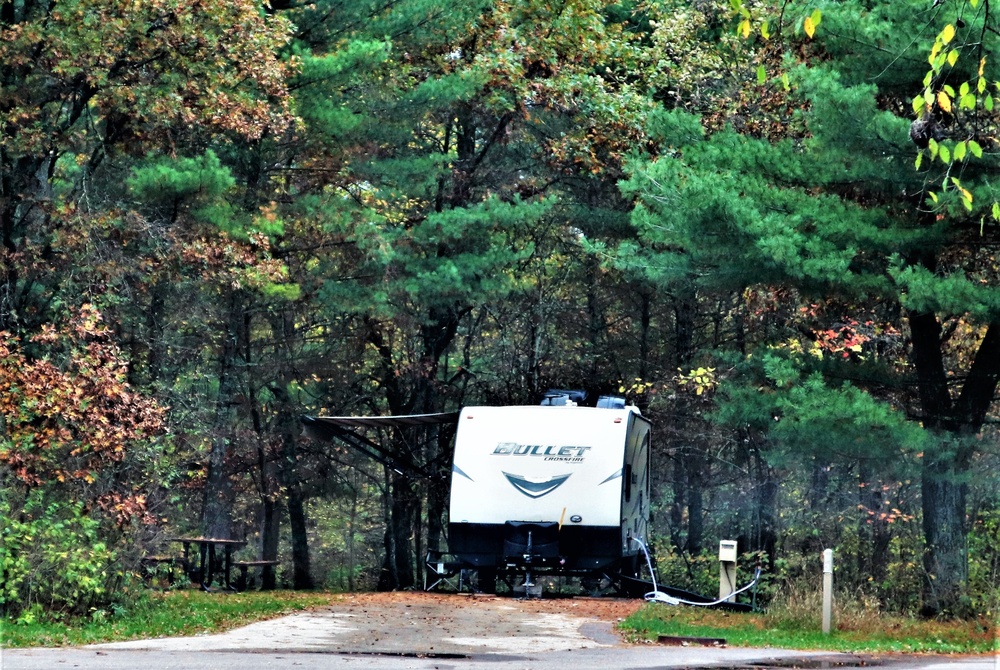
[449,522,628,572]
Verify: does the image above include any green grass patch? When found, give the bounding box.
[620,604,999,654]
[1,590,337,648]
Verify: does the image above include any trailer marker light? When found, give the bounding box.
[614,418,622,423]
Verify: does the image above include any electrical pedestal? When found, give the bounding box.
[718,540,738,603]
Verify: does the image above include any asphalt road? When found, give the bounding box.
[2,594,996,670]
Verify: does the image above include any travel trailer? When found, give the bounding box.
[446,395,651,590]
[302,391,652,593]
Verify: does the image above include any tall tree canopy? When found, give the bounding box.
[2,0,998,620]
[617,0,1000,615]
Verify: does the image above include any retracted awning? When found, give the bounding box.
[301,412,459,434]
[300,413,459,479]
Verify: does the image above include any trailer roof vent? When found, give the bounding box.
[540,389,587,406]
[597,395,626,409]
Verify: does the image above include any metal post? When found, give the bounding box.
[822,548,834,634]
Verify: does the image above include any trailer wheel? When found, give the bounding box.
[581,574,612,597]
[615,554,645,597]
[476,567,497,594]
[619,554,640,580]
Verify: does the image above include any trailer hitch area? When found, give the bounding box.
[502,521,560,564]
[509,530,564,567]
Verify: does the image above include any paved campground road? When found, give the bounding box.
[3,592,996,670]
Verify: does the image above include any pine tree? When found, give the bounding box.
[621,0,1000,615]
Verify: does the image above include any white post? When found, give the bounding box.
[719,540,738,603]
[822,548,834,634]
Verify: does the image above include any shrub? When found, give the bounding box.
[0,306,165,622]
[0,491,117,622]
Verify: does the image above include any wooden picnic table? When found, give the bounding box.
[170,537,247,591]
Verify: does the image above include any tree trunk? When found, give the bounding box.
[378,468,418,590]
[908,306,1000,615]
[748,438,778,569]
[285,473,313,589]
[268,308,313,589]
[686,452,705,555]
[254,421,281,590]
[367,306,462,590]
[260,492,280,590]
[585,257,606,386]
[638,289,652,383]
[668,452,687,552]
[201,291,244,540]
[273,385,312,589]
[673,289,705,554]
[347,475,359,591]
[425,425,448,554]
[920,451,968,615]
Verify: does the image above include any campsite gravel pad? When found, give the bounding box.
[305,592,643,655]
[93,592,644,656]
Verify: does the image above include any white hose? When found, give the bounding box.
[631,537,762,606]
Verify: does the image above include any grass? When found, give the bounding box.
[619,603,1000,655]
[0,590,337,648]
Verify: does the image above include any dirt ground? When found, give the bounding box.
[312,590,646,653]
[329,589,645,622]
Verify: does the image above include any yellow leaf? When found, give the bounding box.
[937,90,952,113]
[804,16,815,38]
[941,24,955,44]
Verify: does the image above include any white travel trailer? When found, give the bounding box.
[301,392,652,593]
[447,399,651,589]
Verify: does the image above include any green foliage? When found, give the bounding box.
[0,491,116,622]
[2,0,999,621]
[616,0,1000,617]
[0,306,169,621]
[127,151,246,234]
[714,352,924,467]
[1,590,335,647]
[967,506,1000,618]
[127,151,235,206]
[650,544,719,599]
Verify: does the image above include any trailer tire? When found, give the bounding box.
[615,555,643,597]
[477,567,497,594]
[620,554,640,580]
